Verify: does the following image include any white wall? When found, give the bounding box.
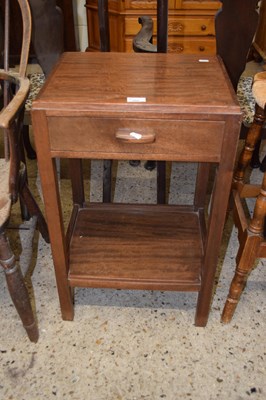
[73,0,88,51]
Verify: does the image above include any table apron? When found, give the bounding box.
[47,116,225,161]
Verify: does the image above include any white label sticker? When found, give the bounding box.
[198,59,209,63]
[127,97,146,103]
[130,132,142,140]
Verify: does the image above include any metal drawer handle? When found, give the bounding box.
[115,128,156,143]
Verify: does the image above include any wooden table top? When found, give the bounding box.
[33,52,241,117]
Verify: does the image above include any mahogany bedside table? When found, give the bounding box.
[32,52,241,326]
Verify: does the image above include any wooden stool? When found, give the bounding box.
[222,71,266,323]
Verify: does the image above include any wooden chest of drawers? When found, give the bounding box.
[85,0,221,54]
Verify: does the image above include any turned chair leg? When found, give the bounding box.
[233,104,265,191]
[222,103,266,323]
[0,232,39,342]
[222,173,266,323]
[250,139,262,169]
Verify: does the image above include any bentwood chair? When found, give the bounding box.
[222,72,266,323]
[0,0,49,342]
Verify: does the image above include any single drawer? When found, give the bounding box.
[125,16,215,36]
[125,0,175,10]
[180,1,221,11]
[48,117,225,162]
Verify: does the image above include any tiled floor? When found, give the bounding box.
[0,154,265,400]
[0,63,266,399]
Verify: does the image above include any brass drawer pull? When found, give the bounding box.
[115,128,156,143]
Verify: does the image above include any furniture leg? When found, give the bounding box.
[194,162,211,210]
[0,231,39,342]
[18,122,31,221]
[250,139,261,168]
[103,160,112,202]
[195,118,239,326]
[31,111,74,320]
[22,124,36,159]
[19,171,50,243]
[233,104,265,191]
[154,0,168,203]
[98,0,110,51]
[194,162,211,247]
[221,171,266,323]
[98,0,113,203]
[69,158,85,206]
[157,0,168,53]
[157,161,166,204]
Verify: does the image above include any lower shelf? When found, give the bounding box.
[68,203,203,291]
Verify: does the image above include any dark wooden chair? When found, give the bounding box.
[22,0,65,160]
[132,0,260,204]
[0,0,49,342]
[221,71,266,323]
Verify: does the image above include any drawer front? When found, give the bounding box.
[125,0,175,10]
[125,16,215,36]
[48,117,225,162]
[179,0,221,10]
[168,37,216,54]
[125,37,216,54]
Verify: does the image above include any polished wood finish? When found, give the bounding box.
[221,103,266,323]
[32,52,241,326]
[133,0,259,200]
[86,0,221,54]
[68,204,202,290]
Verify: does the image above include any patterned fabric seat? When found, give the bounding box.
[23,72,45,127]
[25,72,45,112]
[237,76,256,126]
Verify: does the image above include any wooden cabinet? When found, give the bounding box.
[85,0,221,54]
